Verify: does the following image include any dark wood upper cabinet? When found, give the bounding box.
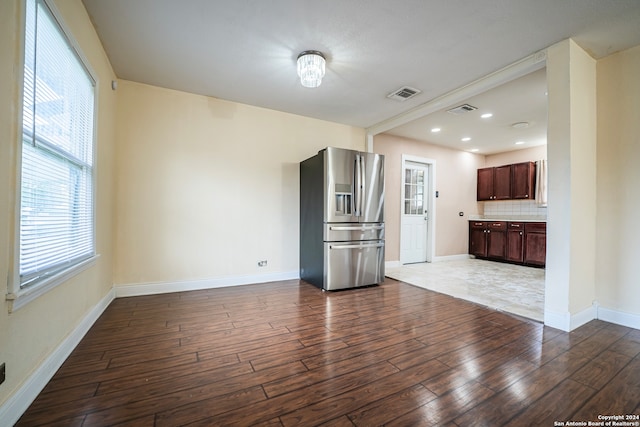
[477,161,536,201]
[477,168,494,201]
[494,165,512,200]
[511,162,536,199]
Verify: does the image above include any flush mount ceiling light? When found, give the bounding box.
[511,121,530,129]
[431,127,441,133]
[297,50,326,88]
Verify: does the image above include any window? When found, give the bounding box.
[19,0,96,290]
[404,168,425,215]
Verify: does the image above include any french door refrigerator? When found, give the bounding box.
[300,147,385,290]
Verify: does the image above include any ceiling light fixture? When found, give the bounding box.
[515,141,525,145]
[461,137,471,142]
[481,113,493,119]
[511,121,530,129]
[431,127,441,133]
[297,50,326,88]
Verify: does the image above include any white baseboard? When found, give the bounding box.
[545,303,640,332]
[571,303,597,330]
[544,309,571,331]
[597,305,640,330]
[0,288,115,427]
[115,270,300,298]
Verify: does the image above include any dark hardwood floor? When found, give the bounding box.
[17,279,640,426]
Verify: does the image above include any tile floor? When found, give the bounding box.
[385,258,545,321]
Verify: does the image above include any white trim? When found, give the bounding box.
[115,270,300,298]
[366,133,374,153]
[9,0,99,307]
[597,304,640,330]
[7,255,99,312]
[0,288,115,427]
[570,303,597,331]
[543,303,638,332]
[400,155,436,265]
[544,309,571,331]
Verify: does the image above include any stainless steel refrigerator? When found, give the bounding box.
[300,147,385,290]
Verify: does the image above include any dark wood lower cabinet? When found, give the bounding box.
[524,222,547,266]
[470,220,545,267]
[469,221,488,257]
[468,221,507,259]
[506,222,525,263]
[486,222,507,259]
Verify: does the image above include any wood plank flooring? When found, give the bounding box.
[17,279,640,426]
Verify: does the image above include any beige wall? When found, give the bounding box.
[0,0,117,410]
[374,134,485,261]
[596,44,640,317]
[485,145,547,167]
[114,80,365,287]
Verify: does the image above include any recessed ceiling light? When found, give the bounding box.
[431,127,441,133]
[461,137,471,142]
[515,141,525,145]
[511,122,529,129]
[470,148,479,152]
[481,113,493,119]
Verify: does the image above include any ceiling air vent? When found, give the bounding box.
[387,86,421,101]
[446,103,478,114]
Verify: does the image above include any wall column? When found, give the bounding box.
[545,39,597,331]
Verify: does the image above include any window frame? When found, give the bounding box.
[7,0,100,312]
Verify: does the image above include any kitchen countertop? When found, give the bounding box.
[468,215,547,223]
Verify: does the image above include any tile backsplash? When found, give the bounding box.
[482,200,547,219]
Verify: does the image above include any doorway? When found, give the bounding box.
[400,155,435,264]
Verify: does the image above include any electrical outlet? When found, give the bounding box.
[0,363,5,385]
[257,260,267,267]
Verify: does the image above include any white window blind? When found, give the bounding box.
[20,0,96,288]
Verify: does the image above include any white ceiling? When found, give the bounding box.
[386,67,548,154]
[81,0,640,154]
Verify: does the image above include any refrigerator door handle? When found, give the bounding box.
[359,154,366,216]
[330,242,385,250]
[329,225,384,231]
[353,155,361,216]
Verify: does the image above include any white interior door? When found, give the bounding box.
[401,162,429,264]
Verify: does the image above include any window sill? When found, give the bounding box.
[6,255,100,312]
